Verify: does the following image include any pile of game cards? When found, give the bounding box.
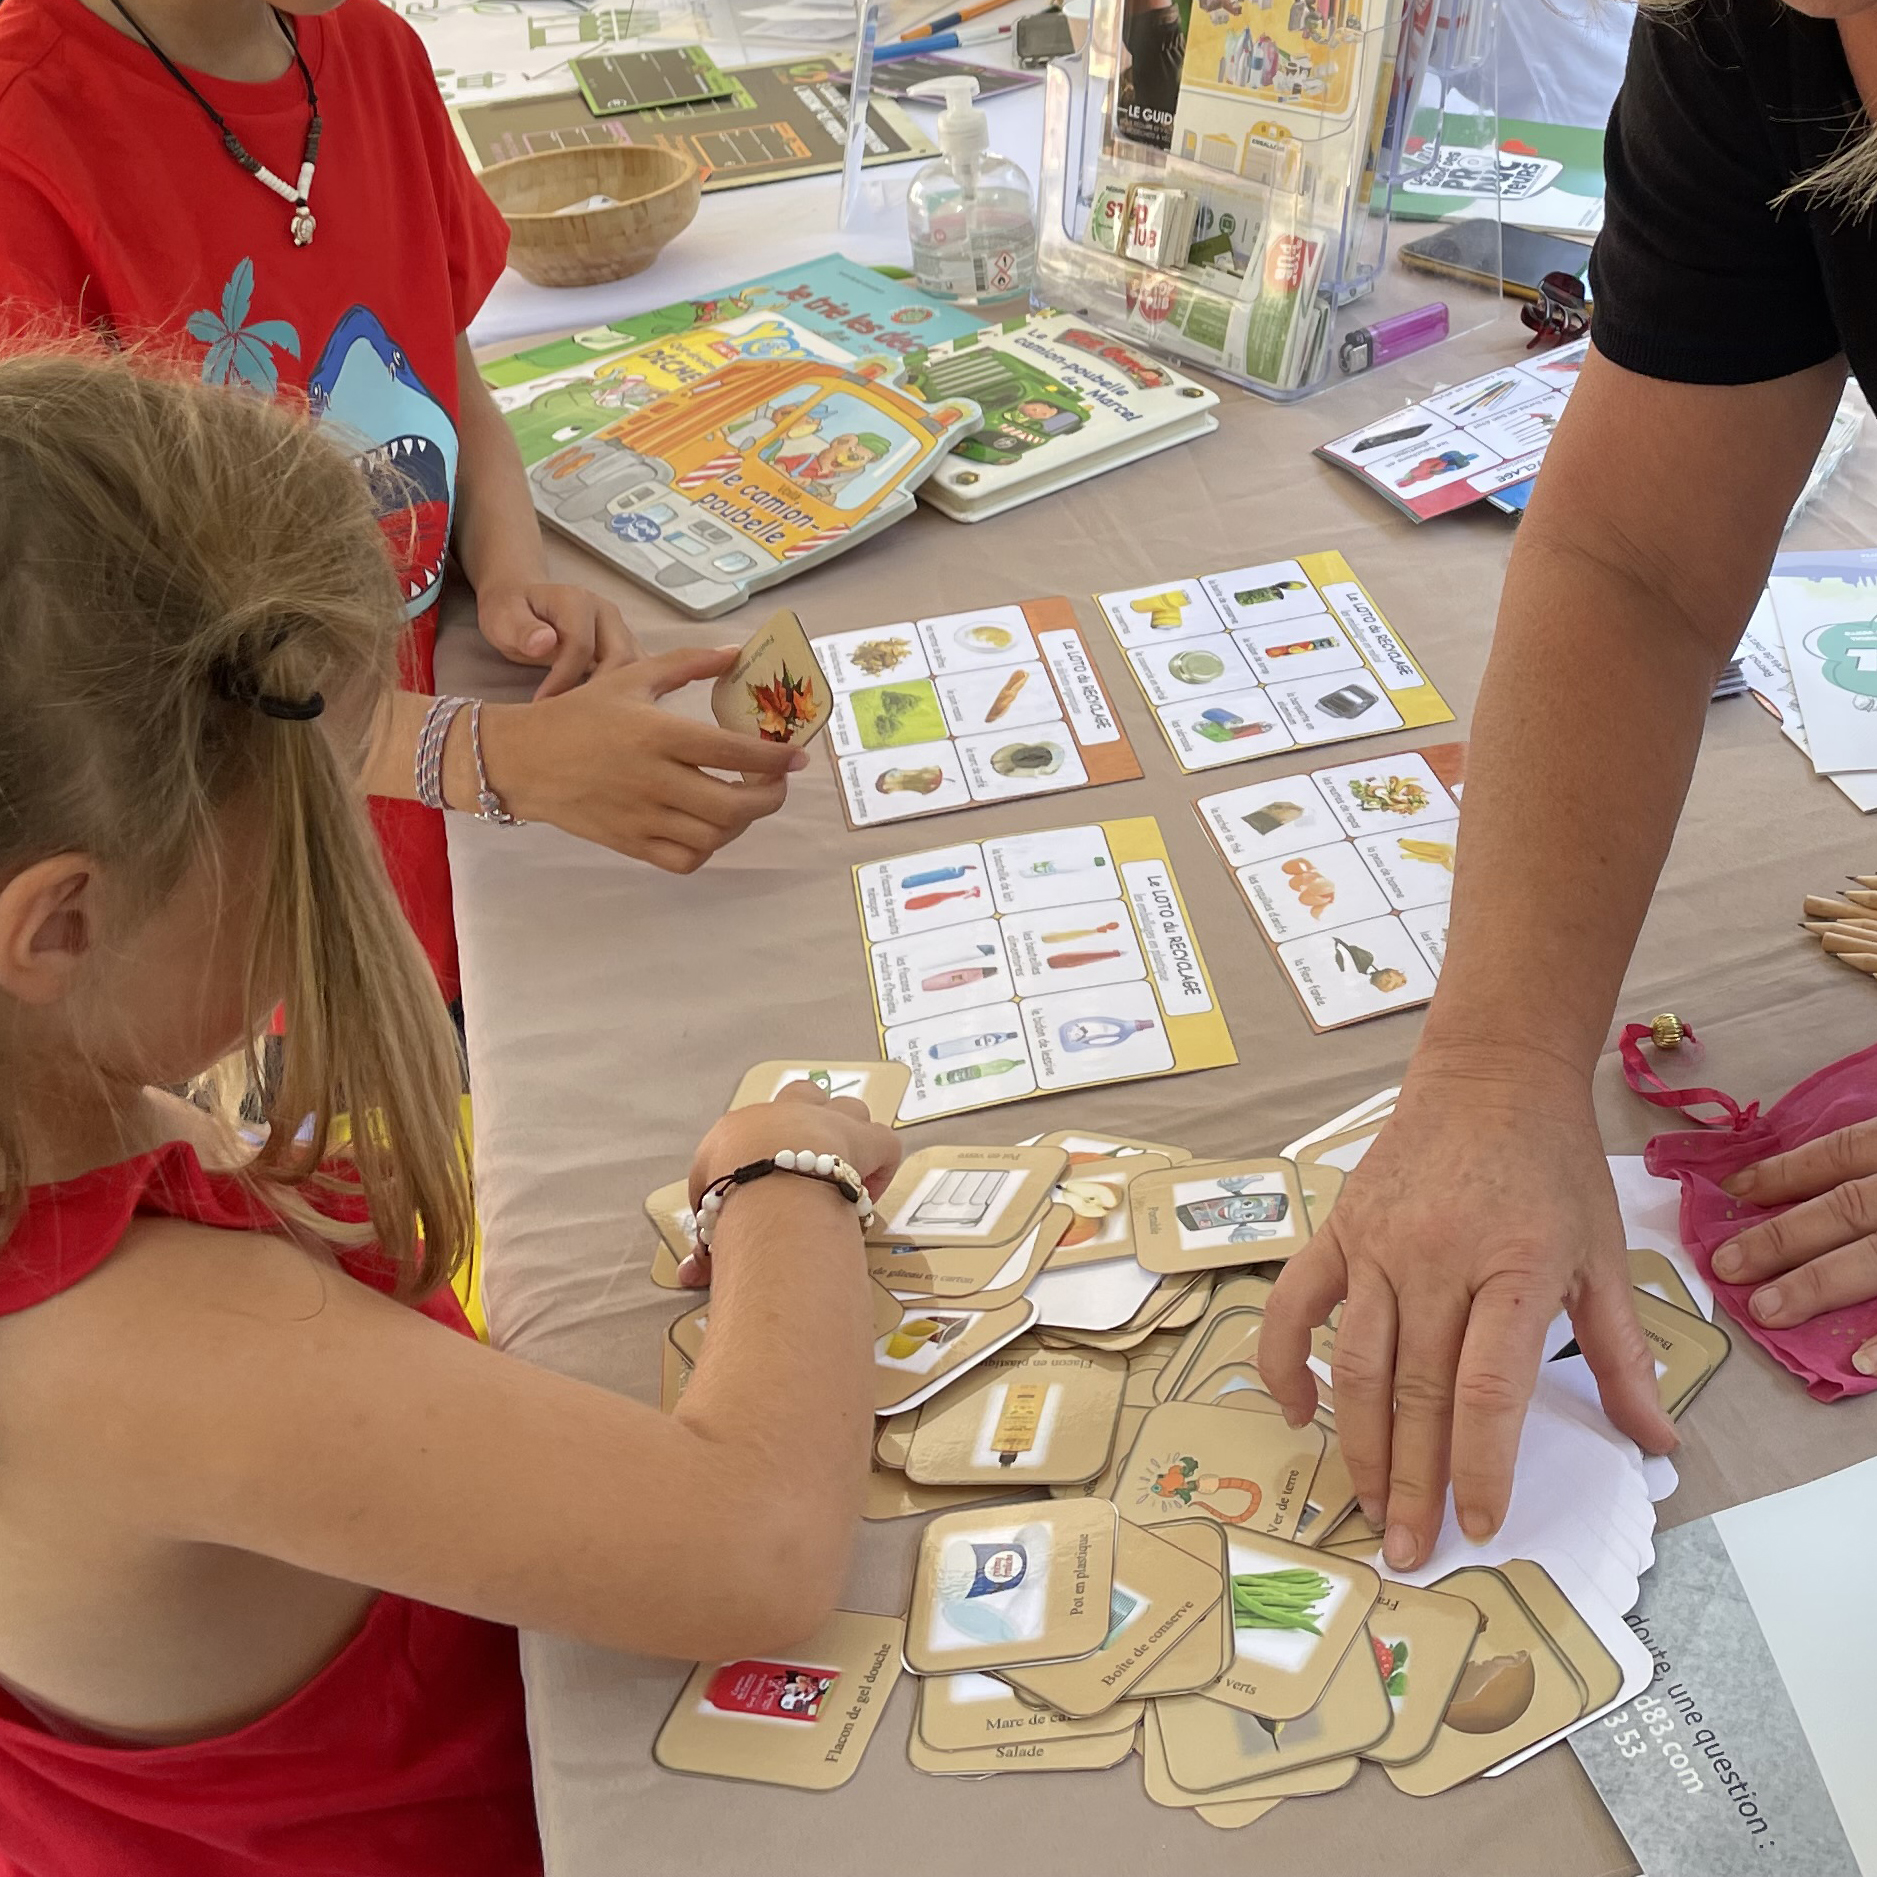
[647,1072,1724,1821]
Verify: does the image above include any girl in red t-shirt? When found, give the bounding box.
[0,0,806,1003]
[0,352,897,1877]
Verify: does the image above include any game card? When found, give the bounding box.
[1156,686,1300,771]
[1206,1534,1381,1722]
[1630,1290,1730,1416]
[1142,1704,1358,1809]
[1359,1581,1486,1766]
[1351,821,1458,911]
[1198,559,1326,633]
[907,1714,1139,1775]
[1232,618,1366,685]
[709,608,831,746]
[874,1299,1039,1415]
[1131,1160,1309,1273]
[1047,1154,1170,1269]
[812,622,928,693]
[1116,1401,1323,1542]
[864,1458,1025,1523]
[915,1670,1141,1753]
[1276,916,1440,1031]
[727,1058,911,1122]
[1097,579,1228,645]
[904,1342,1128,1486]
[905,1500,1121,1674]
[1313,752,1459,837]
[999,1519,1224,1716]
[1196,775,1344,867]
[1627,1247,1703,1319]
[857,818,1237,1122]
[1236,841,1395,943]
[870,1145,1065,1249]
[1158,1633,1393,1785]
[1266,674,1406,746]
[653,1610,904,1790]
[1385,1566,1587,1796]
[1127,1517,1238,1698]
[874,1208,1068,1306]
[1127,634,1260,707]
[916,604,1038,676]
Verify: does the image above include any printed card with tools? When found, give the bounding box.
[1314,337,1590,522]
[817,599,1141,827]
[854,817,1237,1121]
[1196,743,1467,1031]
[1095,551,1453,775]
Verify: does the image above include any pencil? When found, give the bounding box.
[902,0,1011,36]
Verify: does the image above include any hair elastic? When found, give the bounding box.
[212,663,326,720]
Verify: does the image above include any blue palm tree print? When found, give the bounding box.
[185,258,301,394]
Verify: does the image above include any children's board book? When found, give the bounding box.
[1390,115,1606,236]
[501,316,979,617]
[903,313,1220,523]
[816,600,1143,828]
[1315,336,1588,522]
[480,254,986,392]
[1195,743,1466,1031]
[854,816,1237,1121]
[451,61,935,191]
[1095,550,1453,774]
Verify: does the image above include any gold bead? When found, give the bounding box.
[1649,1013,1685,1051]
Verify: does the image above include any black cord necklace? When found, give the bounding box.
[105,0,323,246]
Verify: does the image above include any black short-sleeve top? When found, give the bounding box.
[1593,0,1871,389]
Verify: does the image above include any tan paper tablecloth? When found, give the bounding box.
[438,313,1877,1877]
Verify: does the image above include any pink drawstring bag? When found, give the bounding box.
[1630,1026,1877,1401]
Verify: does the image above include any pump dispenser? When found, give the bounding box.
[904,75,1037,314]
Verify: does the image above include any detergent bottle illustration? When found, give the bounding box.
[1058,1015,1155,1052]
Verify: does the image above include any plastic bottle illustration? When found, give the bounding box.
[935,1059,1025,1085]
[904,887,982,912]
[927,1032,1020,1059]
[1058,1016,1154,1052]
[1020,855,1108,879]
[900,864,978,889]
[1039,921,1121,943]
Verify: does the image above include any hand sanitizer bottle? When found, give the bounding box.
[904,75,1036,316]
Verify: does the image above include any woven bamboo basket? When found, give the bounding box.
[481,145,702,290]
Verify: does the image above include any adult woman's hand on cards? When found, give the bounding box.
[678,1080,903,1288]
[1713,1120,1877,1371]
[1256,1078,1677,1573]
[483,647,808,875]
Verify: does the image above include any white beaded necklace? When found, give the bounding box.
[105,0,323,247]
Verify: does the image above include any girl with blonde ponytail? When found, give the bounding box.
[0,350,901,1877]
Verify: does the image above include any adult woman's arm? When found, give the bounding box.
[1259,348,1844,1571]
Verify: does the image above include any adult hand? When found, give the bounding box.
[1715,1122,1877,1373]
[680,1080,903,1286]
[487,647,806,874]
[1256,1076,1676,1573]
[477,579,642,700]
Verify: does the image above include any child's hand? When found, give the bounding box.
[486,647,808,874]
[679,1081,902,1287]
[478,579,641,700]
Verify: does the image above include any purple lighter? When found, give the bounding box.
[1338,302,1450,375]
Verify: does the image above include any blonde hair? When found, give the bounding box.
[0,348,472,1298]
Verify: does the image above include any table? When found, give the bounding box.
[440,277,1877,1874]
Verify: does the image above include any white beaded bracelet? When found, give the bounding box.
[683,1152,873,1253]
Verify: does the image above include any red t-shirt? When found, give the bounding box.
[0,1143,543,1877]
[0,0,512,1003]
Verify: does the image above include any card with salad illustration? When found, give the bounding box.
[904,1499,1121,1674]
[653,1609,905,1789]
[726,1058,910,1121]
[1095,553,1452,776]
[1195,742,1468,1031]
[819,599,1142,829]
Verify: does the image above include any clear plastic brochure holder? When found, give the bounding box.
[1033,0,1507,400]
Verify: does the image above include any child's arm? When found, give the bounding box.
[451,334,640,701]
[4,1086,898,1661]
[359,652,806,874]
